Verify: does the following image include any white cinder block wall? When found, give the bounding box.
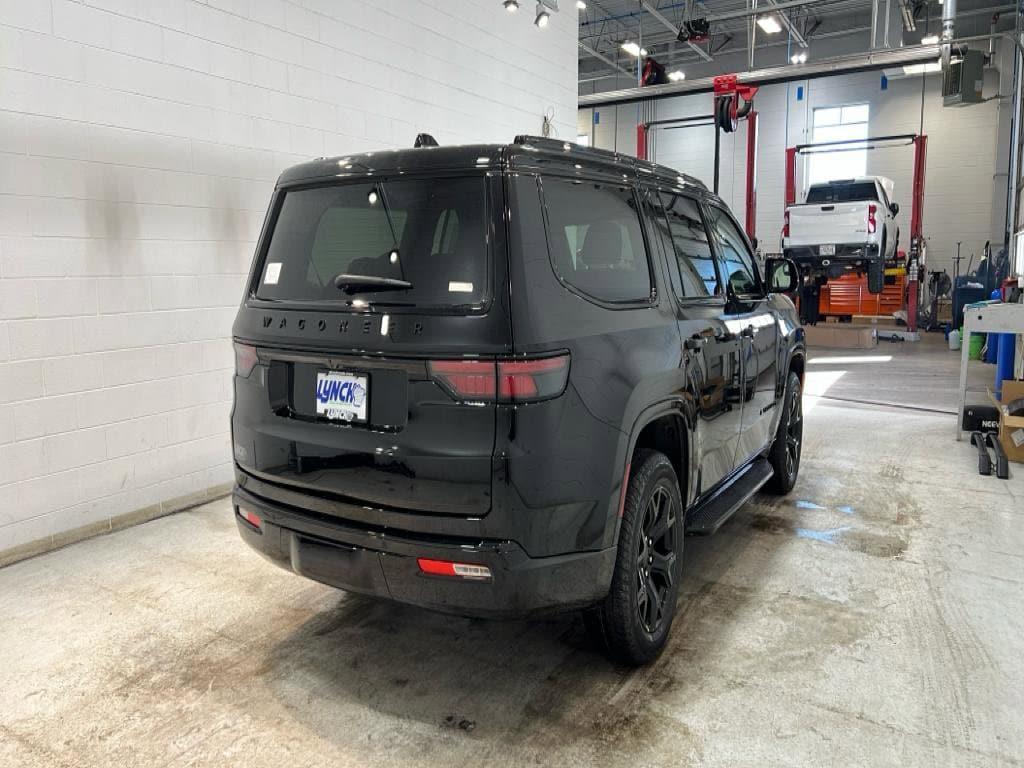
[0,0,577,561]
[579,57,1009,276]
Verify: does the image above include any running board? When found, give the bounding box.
[685,458,774,535]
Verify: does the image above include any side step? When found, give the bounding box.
[685,458,774,535]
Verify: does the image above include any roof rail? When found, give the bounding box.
[512,134,708,192]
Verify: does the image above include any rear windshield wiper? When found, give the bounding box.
[333,274,414,294]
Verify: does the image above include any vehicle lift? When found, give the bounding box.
[784,133,928,337]
[636,75,760,242]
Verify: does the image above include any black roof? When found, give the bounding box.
[276,135,709,194]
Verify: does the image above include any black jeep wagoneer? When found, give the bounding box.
[231,136,806,665]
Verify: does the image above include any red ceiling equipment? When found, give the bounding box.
[636,75,760,242]
[784,134,928,333]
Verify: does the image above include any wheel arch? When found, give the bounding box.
[605,400,694,549]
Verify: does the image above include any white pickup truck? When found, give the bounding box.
[782,176,900,294]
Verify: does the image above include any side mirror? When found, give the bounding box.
[890,202,900,216]
[766,257,800,293]
[750,236,759,251]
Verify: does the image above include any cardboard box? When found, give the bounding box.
[988,380,1024,464]
[803,323,878,349]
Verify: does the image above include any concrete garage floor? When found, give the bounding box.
[2,336,1022,767]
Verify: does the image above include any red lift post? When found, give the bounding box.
[636,75,760,242]
[784,134,928,333]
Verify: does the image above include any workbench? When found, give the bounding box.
[956,301,1024,439]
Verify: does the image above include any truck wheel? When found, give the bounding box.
[867,257,884,294]
[766,371,803,494]
[585,449,683,666]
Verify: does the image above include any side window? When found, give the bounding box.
[705,205,760,296]
[658,191,720,297]
[541,176,653,303]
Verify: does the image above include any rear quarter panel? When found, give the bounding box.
[504,169,685,551]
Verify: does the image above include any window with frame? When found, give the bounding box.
[542,177,653,303]
[809,103,869,187]
[705,206,759,296]
[653,191,720,298]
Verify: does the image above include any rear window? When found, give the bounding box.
[541,177,652,303]
[805,181,878,204]
[255,177,488,309]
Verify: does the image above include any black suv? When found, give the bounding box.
[231,136,806,665]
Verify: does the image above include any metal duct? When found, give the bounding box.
[942,0,957,68]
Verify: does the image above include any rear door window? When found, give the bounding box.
[541,176,653,304]
[255,177,488,309]
[656,191,720,297]
[705,205,761,296]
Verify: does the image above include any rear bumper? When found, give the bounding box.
[784,242,880,264]
[233,486,616,619]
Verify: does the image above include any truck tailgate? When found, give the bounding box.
[786,202,868,247]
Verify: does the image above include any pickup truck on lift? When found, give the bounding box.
[781,176,900,294]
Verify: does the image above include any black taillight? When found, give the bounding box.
[429,353,570,404]
[234,342,258,378]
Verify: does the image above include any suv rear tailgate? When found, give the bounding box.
[231,172,509,519]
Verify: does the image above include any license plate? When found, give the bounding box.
[819,244,836,256]
[315,371,369,423]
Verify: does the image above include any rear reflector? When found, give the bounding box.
[417,558,492,580]
[429,353,570,404]
[234,342,258,378]
[238,507,262,530]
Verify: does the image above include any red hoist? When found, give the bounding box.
[636,75,760,242]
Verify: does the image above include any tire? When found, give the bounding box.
[585,449,684,666]
[766,370,803,494]
[867,255,884,295]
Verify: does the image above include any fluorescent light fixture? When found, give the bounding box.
[903,61,941,74]
[503,0,519,11]
[576,0,587,8]
[790,51,808,64]
[921,34,939,44]
[757,15,782,34]
[534,2,550,26]
[621,41,647,57]
[668,70,685,82]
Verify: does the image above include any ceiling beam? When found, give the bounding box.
[638,0,713,62]
[580,42,943,106]
[761,0,809,47]
[578,41,635,77]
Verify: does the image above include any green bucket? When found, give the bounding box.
[967,331,985,360]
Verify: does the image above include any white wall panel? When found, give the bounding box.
[0,0,578,559]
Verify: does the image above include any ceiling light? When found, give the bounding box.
[757,15,782,34]
[576,0,587,8]
[504,0,519,11]
[790,52,808,64]
[921,34,939,45]
[621,41,647,57]
[903,61,942,74]
[534,2,550,26]
[668,70,685,81]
